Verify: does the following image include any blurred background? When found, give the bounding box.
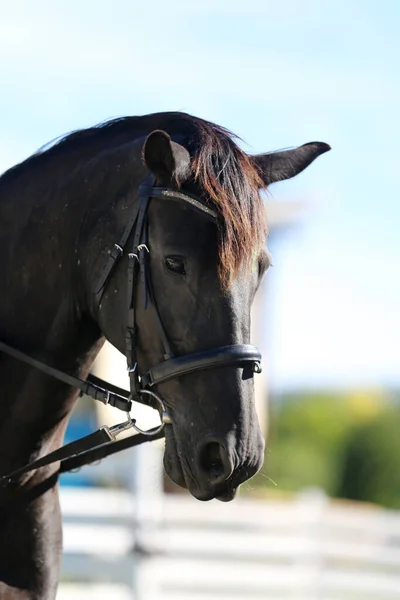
[1,1,399,598]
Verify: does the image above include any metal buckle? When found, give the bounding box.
[128,244,149,262]
[109,244,123,260]
[103,390,170,441]
[105,413,137,441]
[136,389,172,430]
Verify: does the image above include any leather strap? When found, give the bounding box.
[0,340,132,412]
[86,373,129,400]
[0,426,166,485]
[59,427,165,473]
[0,427,112,485]
[139,187,217,222]
[141,344,262,387]
[126,185,151,400]
[94,200,141,296]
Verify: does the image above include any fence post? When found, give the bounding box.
[291,488,328,600]
[130,440,164,600]
[92,342,165,600]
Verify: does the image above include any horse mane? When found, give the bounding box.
[0,112,267,286]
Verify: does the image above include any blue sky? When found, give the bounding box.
[0,0,398,391]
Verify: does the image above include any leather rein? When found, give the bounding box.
[0,175,262,486]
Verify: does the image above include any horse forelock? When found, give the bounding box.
[186,117,267,287]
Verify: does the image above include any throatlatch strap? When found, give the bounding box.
[86,373,129,399]
[85,374,156,410]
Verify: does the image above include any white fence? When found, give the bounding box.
[58,487,400,600]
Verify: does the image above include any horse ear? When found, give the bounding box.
[143,130,191,185]
[253,142,331,187]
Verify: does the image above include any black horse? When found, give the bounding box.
[0,112,329,599]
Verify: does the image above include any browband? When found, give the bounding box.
[146,187,218,222]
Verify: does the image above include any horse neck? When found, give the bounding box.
[0,323,104,479]
[0,173,106,476]
[0,138,147,474]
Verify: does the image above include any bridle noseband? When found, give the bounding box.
[0,174,262,485]
[94,174,262,430]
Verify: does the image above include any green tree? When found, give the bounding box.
[338,406,400,508]
[250,389,399,509]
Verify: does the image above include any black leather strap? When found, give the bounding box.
[85,374,156,410]
[86,373,129,399]
[0,426,166,485]
[59,427,165,473]
[94,200,141,296]
[141,344,262,387]
[0,340,132,411]
[140,187,217,222]
[126,187,151,399]
[0,427,113,485]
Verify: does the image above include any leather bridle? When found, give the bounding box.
[0,175,262,485]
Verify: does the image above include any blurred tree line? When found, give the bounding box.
[251,389,400,509]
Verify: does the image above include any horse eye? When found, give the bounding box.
[165,256,186,275]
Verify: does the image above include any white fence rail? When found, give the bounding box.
[58,488,400,600]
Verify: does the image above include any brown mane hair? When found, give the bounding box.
[189,117,267,287]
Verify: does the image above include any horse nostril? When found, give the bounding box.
[198,440,232,484]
